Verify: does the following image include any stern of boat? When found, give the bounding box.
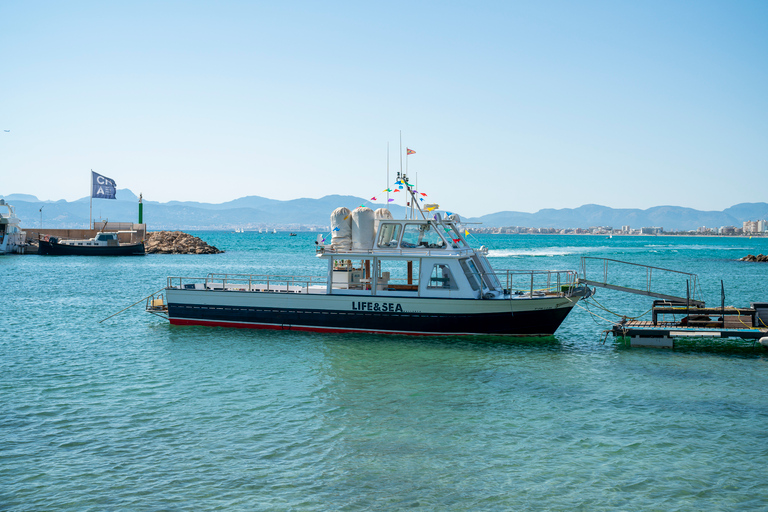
[145,292,168,319]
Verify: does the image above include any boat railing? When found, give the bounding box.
[580,257,704,306]
[167,273,327,294]
[318,245,471,257]
[490,269,580,297]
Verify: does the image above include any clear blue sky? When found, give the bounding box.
[1,0,766,216]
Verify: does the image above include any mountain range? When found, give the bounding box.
[2,190,767,232]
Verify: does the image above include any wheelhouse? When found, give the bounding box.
[319,214,508,300]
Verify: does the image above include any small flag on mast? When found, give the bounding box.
[91,171,117,199]
[406,148,416,155]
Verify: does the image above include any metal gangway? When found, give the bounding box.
[579,257,705,307]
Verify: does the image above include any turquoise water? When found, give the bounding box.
[3,233,768,511]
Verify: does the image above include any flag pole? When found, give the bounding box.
[89,169,93,230]
[386,142,390,205]
[399,131,405,219]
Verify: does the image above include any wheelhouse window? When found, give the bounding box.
[378,258,420,292]
[459,258,485,292]
[377,223,401,248]
[400,223,445,249]
[428,264,457,290]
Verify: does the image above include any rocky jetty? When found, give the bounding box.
[145,231,223,254]
[740,254,768,262]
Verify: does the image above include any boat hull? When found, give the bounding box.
[164,288,583,336]
[38,239,145,256]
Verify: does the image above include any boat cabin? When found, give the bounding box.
[318,211,503,300]
[59,232,121,247]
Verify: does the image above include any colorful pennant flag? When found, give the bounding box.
[370,196,377,201]
[407,148,416,155]
[388,198,395,202]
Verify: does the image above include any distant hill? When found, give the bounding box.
[470,203,768,231]
[2,190,766,231]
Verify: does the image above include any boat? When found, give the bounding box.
[0,199,27,254]
[38,231,145,256]
[290,233,297,236]
[146,178,591,336]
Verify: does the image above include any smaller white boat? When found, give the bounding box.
[0,200,26,254]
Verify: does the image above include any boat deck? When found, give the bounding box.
[612,319,768,347]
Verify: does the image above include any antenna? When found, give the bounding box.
[386,142,390,205]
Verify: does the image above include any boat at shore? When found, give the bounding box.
[38,231,145,256]
[0,200,27,254]
[146,180,591,336]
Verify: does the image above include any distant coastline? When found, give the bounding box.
[3,190,767,234]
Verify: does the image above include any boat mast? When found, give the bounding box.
[399,131,405,219]
[386,142,390,205]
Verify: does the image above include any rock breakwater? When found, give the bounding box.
[145,231,223,254]
[740,254,768,262]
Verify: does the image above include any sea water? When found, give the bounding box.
[2,233,768,511]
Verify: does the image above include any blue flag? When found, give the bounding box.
[91,171,117,199]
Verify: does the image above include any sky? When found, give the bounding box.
[1,0,766,217]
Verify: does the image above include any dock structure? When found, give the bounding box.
[580,257,768,348]
[613,303,768,348]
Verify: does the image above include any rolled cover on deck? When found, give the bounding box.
[351,207,375,250]
[330,207,352,250]
[373,208,393,240]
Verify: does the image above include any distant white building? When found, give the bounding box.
[744,220,758,233]
[743,220,767,234]
[621,225,630,233]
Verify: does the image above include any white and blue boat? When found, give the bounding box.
[147,181,590,336]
